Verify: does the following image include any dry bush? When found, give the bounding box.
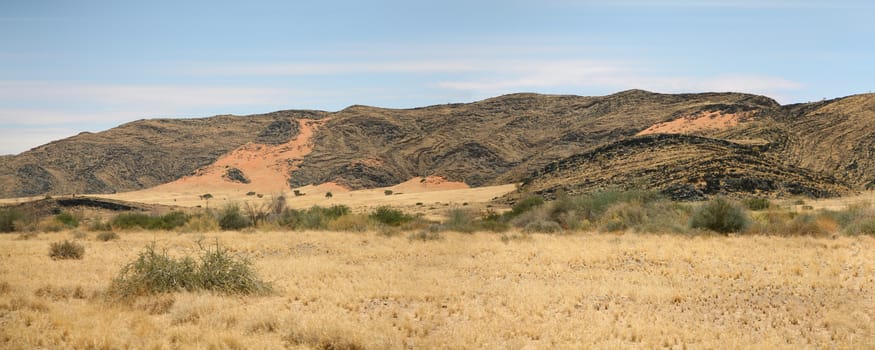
[96,231,119,242]
[179,213,219,233]
[327,214,372,232]
[49,240,85,260]
[523,219,562,233]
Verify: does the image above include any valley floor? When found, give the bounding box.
[1,230,873,349]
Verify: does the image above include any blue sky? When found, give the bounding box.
[1,0,873,155]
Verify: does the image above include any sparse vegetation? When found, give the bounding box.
[383,190,393,196]
[49,240,85,260]
[108,243,270,299]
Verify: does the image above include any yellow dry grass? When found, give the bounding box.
[1,229,873,349]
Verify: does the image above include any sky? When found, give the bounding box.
[1,0,873,155]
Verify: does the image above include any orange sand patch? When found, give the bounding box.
[101,119,326,206]
[637,111,754,136]
[389,176,469,192]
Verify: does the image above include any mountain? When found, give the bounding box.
[1,90,873,199]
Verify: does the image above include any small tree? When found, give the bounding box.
[325,191,333,199]
[200,193,214,209]
[384,190,393,196]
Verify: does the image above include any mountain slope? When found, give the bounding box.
[518,134,850,200]
[0,90,873,200]
[0,110,326,197]
[288,90,778,189]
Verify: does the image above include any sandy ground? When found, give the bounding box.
[637,110,753,136]
[1,230,872,349]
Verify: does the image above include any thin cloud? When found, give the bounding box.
[0,81,299,109]
[0,126,81,155]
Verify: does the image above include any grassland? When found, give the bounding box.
[1,229,873,349]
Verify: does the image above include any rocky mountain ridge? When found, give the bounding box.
[1,90,873,200]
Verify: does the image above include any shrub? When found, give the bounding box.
[88,218,112,231]
[689,197,749,234]
[743,198,771,211]
[443,208,477,233]
[370,206,412,227]
[479,210,510,232]
[179,214,219,233]
[195,244,271,294]
[38,217,68,232]
[523,220,562,234]
[96,231,119,241]
[49,240,85,260]
[844,218,875,235]
[0,208,24,232]
[279,205,352,230]
[327,214,372,232]
[111,212,189,231]
[109,243,270,299]
[384,190,393,196]
[408,230,443,241]
[55,212,79,228]
[506,196,545,219]
[325,192,333,199]
[500,232,532,243]
[218,204,250,230]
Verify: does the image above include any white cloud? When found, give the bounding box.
[435,60,803,102]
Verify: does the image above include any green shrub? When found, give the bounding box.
[279,205,352,230]
[109,243,270,299]
[195,244,271,294]
[506,196,545,219]
[96,231,119,242]
[111,212,189,231]
[690,197,749,234]
[55,212,79,228]
[218,204,250,230]
[370,206,412,227]
[384,190,393,196]
[523,220,562,234]
[49,240,85,260]
[743,198,771,211]
[0,208,24,232]
[844,218,875,235]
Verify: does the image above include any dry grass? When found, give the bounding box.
[1,229,873,349]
